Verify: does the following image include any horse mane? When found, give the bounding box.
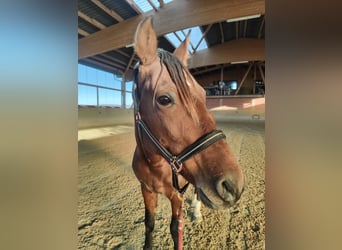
[156,49,199,124]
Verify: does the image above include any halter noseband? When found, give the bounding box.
[133,65,226,194]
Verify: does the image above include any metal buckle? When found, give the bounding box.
[170,158,183,173]
[135,112,141,121]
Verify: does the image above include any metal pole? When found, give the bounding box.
[96,86,99,107]
[121,76,126,108]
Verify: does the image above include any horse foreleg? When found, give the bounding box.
[142,185,158,250]
[170,192,184,250]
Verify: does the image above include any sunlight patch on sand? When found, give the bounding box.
[78,125,134,141]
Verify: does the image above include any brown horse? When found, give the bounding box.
[132,17,244,250]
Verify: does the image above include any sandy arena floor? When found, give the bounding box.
[78,120,265,249]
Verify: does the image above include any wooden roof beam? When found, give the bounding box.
[147,0,158,11]
[78,28,89,37]
[235,22,239,40]
[219,22,224,43]
[79,0,265,59]
[124,53,137,76]
[193,24,212,53]
[174,31,195,52]
[188,38,264,69]
[235,62,253,94]
[180,30,196,52]
[243,20,248,38]
[191,65,223,76]
[125,0,142,14]
[93,55,127,69]
[101,54,128,66]
[158,0,164,8]
[91,0,124,22]
[258,16,265,38]
[78,10,106,30]
[258,63,265,83]
[115,49,131,58]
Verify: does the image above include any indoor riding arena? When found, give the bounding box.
[78,1,265,249]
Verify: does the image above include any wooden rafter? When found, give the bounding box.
[91,0,124,22]
[173,31,182,42]
[172,31,185,46]
[101,54,128,66]
[78,28,89,37]
[193,24,212,53]
[258,16,265,39]
[93,55,127,70]
[78,10,106,30]
[77,15,130,75]
[235,22,239,40]
[192,65,223,76]
[147,0,158,11]
[235,62,253,94]
[172,31,195,52]
[158,0,164,8]
[125,0,142,14]
[124,53,137,75]
[219,22,224,43]
[179,30,196,52]
[253,63,257,94]
[243,20,248,38]
[257,63,265,83]
[115,49,131,59]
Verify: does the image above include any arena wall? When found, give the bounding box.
[78,107,134,129]
[208,96,265,122]
[78,96,265,129]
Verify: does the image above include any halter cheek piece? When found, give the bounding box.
[133,65,226,194]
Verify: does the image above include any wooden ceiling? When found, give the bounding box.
[78,0,265,81]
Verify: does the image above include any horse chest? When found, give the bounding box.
[142,162,172,193]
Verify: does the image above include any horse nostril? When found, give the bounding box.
[216,178,236,202]
[222,180,234,196]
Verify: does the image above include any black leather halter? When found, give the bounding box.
[133,71,226,194]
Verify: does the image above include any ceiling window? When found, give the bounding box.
[133,0,173,13]
[165,26,208,53]
[133,1,207,53]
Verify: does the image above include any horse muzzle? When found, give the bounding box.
[197,174,244,209]
[216,174,244,204]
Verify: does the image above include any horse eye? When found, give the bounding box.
[157,95,172,106]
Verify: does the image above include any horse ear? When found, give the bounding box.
[173,30,191,66]
[134,17,157,65]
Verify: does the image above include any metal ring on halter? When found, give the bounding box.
[135,112,141,121]
[170,158,183,173]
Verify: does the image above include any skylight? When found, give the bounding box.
[133,0,153,12]
[133,0,173,13]
[165,26,208,54]
[132,1,208,53]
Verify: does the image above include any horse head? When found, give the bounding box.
[133,17,244,209]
